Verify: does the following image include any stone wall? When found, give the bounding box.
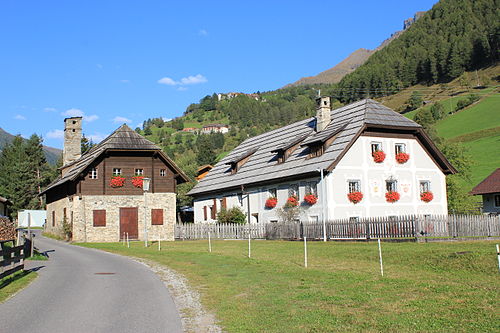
[46,193,176,242]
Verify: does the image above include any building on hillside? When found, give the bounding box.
[188,97,456,223]
[201,124,229,134]
[470,168,500,215]
[0,196,11,217]
[182,127,198,133]
[196,165,213,181]
[217,92,260,101]
[18,210,47,228]
[41,118,188,242]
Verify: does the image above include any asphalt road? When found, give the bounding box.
[0,231,182,333]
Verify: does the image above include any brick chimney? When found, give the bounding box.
[63,117,82,166]
[315,96,331,132]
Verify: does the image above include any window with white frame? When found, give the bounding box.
[159,169,166,177]
[268,188,277,198]
[89,168,98,179]
[494,195,500,207]
[386,179,397,192]
[135,169,144,176]
[395,143,406,154]
[306,182,318,196]
[349,216,359,223]
[112,168,121,176]
[419,180,431,193]
[288,184,299,197]
[348,180,361,193]
[371,142,382,153]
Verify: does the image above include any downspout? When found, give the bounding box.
[321,169,327,242]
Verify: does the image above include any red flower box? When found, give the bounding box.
[396,152,410,164]
[420,191,434,203]
[304,194,318,205]
[284,196,299,208]
[110,176,125,188]
[372,150,386,163]
[265,197,277,209]
[385,191,400,203]
[132,176,144,188]
[347,191,363,204]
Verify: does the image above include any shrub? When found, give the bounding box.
[217,207,246,224]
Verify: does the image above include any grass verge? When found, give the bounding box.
[0,271,37,303]
[42,232,65,241]
[78,240,500,332]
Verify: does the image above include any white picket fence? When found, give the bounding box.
[175,214,500,240]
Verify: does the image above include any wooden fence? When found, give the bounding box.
[0,240,24,280]
[175,214,500,241]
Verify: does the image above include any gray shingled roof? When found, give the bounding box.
[42,124,187,193]
[188,99,422,196]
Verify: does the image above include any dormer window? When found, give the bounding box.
[272,133,309,164]
[308,143,324,158]
[225,148,257,175]
[302,123,346,159]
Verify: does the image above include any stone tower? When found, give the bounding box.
[315,96,331,132]
[63,117,82,166]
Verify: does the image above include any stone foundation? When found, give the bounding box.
[46,193,176,242]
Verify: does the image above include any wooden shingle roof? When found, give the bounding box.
[42,124,188,194]
[188,99,455,197]
[470,168,500,195]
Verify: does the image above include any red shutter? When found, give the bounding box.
[203,206,207,221]
[151,209,164,225]
[93,210,106,227]
[211,199,217,219]
[222,197,227,210]
[52,211,55,227]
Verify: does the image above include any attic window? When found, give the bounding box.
[113,168,122,176]
[160,169,166,177]
[89,168,98,179]
[225,148,257,175]
[371,142,382,153]
[135,169,144,176]
[395,143,406,154]
[308,143,324,158]
[273,133,309,164]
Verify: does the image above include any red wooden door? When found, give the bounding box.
[120,207,138,239]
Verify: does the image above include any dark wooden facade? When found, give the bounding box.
[46,150,180,204]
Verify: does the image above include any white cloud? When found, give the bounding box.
[198,29,208,36]
[14,114,26,120]
[44,107,57,112]
[158,77,177,85]
[162,117,172,122]
[157,74,207,86]
[177,86,188,91]
[88,133,107,143]
[120,79,130,83]
[113,116,132,124]
[61,108,99,122]
[46,129,64,139]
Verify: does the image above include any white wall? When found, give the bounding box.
[326,135,448,219]
[193,135,449,223]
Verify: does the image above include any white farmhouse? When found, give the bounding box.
[188,97,456,223]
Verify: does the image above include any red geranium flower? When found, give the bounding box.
[385,191,400,203]
[284,196,299,208]
[396,152,410,164]
[347,191,363,204]
[265,197,277,209]
[420,191,433,203]
[372,150,386,163]
[110,176,125,188]
[132,176,144,188]
[304,194,318,205]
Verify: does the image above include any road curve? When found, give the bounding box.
[0,232,182,333]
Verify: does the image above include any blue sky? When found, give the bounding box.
[0,0,437,149]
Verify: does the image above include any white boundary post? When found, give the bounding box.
[248,226,251,258]
[378,239,384,276]
[304,236,308,268]
[126,233,129,248]
[158,235,161,251]
[496,244,500,273]
[208,231,212,253]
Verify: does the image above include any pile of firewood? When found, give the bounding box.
[0,217,16,241]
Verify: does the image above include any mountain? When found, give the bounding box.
[284,11,426,88]
[0,127,61,165]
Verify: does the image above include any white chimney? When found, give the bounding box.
[63,117,82,166]
[315,96,331,132]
